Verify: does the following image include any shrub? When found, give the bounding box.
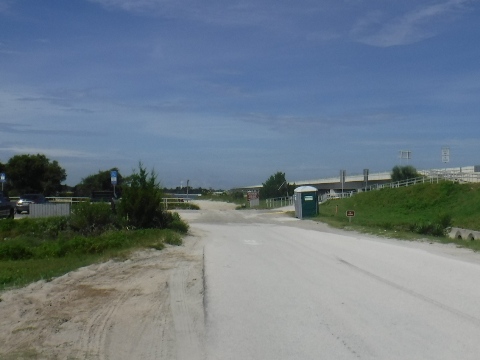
[70,202,120,236]
[117,163,168,229]
[409,219,449,237]
[165,212,189,233]
[391,165,421,182]
[0,242,34,260]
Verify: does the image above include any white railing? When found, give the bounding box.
[162,197,190,208]
[47,196,90,203]
[320,191,355,202]
[365,171,480,192]
[9,196,90,204]
[365,176,439,191]
[425,171,480,183]
[265,196,293,208]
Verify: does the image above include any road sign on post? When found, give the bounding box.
[442,147,450,163]
[110,171,117,185]
[111,171,118,197]
[0,173,5,192]
[346,210,355,223]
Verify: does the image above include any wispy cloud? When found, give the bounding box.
[86,0,321,29]
[240,111,402,132]
[0,122,99,137]
[351,0,473,47]
[0,145,97,159]
[17,96,96,114]
[87,0,261,23]
[0,41,19,55]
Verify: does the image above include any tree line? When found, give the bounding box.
[1,153,421,198]
[0,153,226,197]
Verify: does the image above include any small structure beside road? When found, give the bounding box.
[294,186,318,219]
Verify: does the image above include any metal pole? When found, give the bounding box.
[186,179,190,208]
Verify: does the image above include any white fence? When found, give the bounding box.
[265,196,293,208]
[162,197,190,208]
[320,191,355,202]
[322,172,480,203]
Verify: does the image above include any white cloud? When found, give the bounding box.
[351,0,473,47]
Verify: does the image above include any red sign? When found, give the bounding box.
[346,210,355,217]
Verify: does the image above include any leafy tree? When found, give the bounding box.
[260,171,294,199]
[391,165,421,182]
[117,163,167,229]
[75,168,122,197]
[6,154,66,195]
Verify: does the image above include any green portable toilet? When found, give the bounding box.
[294,186,318,219]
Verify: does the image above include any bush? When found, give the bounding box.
[70,202,120,236]
[391,165,421,182]
[0,242,34,260]
[117,163,168,229]
[165,212,189,233]
[409,216,451,237]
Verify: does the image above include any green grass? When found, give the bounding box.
[317,181,480,250]
[165,202,200,210]
[0,227,184,290]
[0,203,189,291]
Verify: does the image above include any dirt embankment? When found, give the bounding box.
[0,234,206,359]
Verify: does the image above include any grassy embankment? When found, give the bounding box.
[0,203,189,291]
[317,181,480,250]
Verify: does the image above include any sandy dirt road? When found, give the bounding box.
[2,200,480,359]
[0,203,226,360]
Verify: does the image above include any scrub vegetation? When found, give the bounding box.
[318,181,480,250]
[0,164,189,290]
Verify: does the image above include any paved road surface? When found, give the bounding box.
[183,203,480,359]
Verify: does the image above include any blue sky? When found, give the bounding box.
[1,0,479,189]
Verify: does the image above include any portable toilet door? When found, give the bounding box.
[294,186,318,219]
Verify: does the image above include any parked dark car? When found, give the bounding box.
[16,194,47,214]
[0,194,14,219]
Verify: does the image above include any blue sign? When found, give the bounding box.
[110,171,118,185]
[0,173,5,183]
